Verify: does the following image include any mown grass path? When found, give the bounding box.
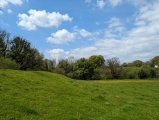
[0,69,159,120]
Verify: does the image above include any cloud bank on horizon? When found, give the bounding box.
[0,0,159,63]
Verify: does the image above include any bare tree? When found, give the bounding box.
[105,57,122,79]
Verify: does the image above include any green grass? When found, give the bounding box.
[0,69,159,120]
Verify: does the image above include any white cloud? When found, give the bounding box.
[68,47,98,58]
[7,9,12,14]
[74,27,91,37]
[47,27,92,44]
[47,47,98,60]
[78,29,91,37]
[97,0,106,9]
[47,29,75,44]
[108,17,122,28]
[47,1,159,63]
[128,0,148,7]
[109,0,123,7]
[104,17,125,38]
[46,49,65,60]
[95,1,159,62]
[17,9,73,30]
[47,49,64,55]
[135,1,159,26]
[0,0,22,8]
[104,31,116,38]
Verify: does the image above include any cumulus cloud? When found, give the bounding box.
[97,0,106,9]
[78,29,91,37]
[95,1,159,62]
[47,47,98,60]
[47,1,159,62]
[46,49,66,61]
[73,27,92,37]
[17,9,72,30]
[47,29,75,44]
[0,0,22,14]
[47,27,92,44]
[109,0,123,7]
[0,0,22,8]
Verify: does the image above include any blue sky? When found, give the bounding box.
[0,0,159,63]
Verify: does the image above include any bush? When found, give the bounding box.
[155,67,159,78]
[0,57,20,69]
[91,68,102,80]
[54,68,65,75]
[121,67,141,79]
[150,69,156,78]
[138,69,148,79]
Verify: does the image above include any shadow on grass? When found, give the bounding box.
[19,106,38,115]
[91,95,106,101]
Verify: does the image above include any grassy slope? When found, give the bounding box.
[0,69,159,120]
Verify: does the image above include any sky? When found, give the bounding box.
[0,0,159,63]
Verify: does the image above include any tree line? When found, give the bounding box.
[1,28,159,80]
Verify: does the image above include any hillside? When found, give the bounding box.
[0,69,159,120]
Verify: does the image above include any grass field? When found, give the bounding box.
[0,69,159,120]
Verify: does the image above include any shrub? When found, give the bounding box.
[138,69,148,79]
[150,69,156,78]
[0,57,20,69]
[121,67,141,79]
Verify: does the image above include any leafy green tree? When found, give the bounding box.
[0,29,10,57]
[10,36,43,70]
[73,58,94,80]
[122,62,128,67]
[151,56,159,67]
[105,57,122,79]
[25,48,44,70]
[88,55,105,80]
[132,60,143,67]
[89,55,105,68]
[0,57,20,69]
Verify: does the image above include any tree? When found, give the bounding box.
[89,55,105,68]
[122,62,128,67]
[10,36,43,70]
[151,56,159,67]
[73,58,94,80]
[25,48,44,70]
[43,59,56,71]
[0,29,10,57]
[138,69,147,79]
[132,60,143,67]
[56,59,69,75]
[150,69,156,78]
[88,55,105,79]
[105,57,122,79]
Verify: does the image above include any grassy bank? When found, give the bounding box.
[0,69,159,120]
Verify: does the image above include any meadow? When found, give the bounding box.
[0,69,159,120]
